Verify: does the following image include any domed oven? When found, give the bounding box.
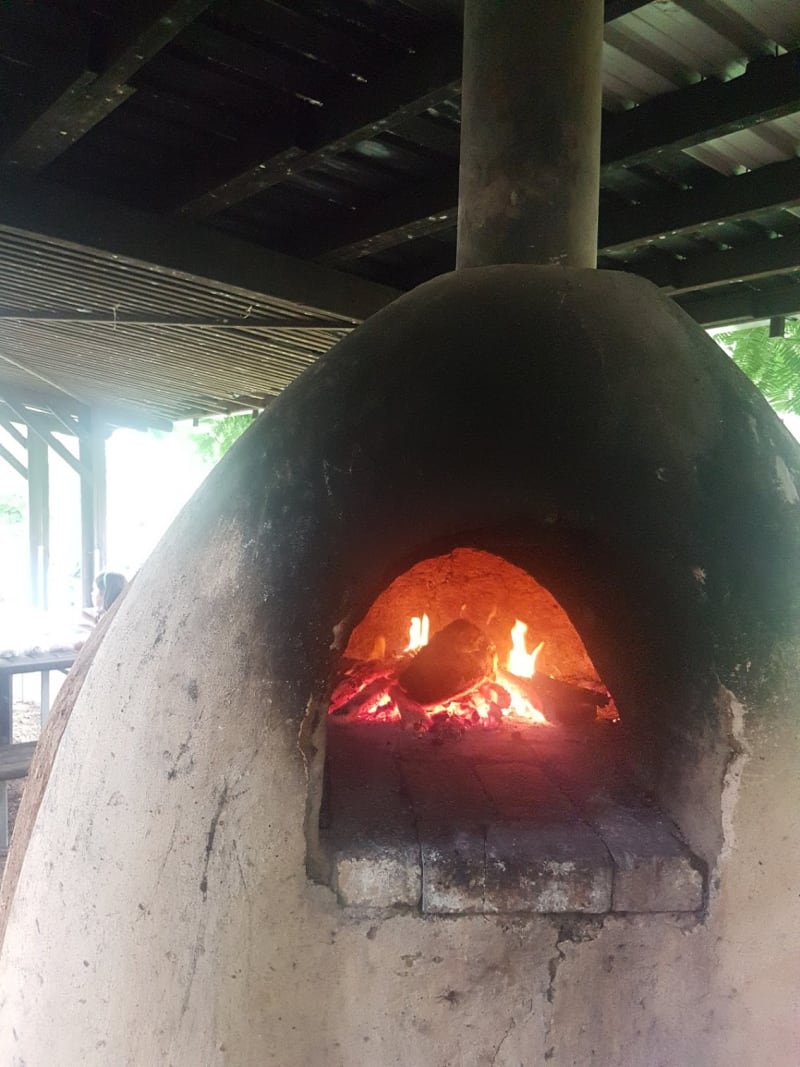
[3,1,800,1064]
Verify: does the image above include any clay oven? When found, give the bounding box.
[2,2,800,1065]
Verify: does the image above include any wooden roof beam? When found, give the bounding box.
[676,282,800,327]
[5,406,91,480]
[0,310,352,329]
[0,388,173,435]
[621,234,800,294]
[311,174,459,264]
[176,32,464,219]
[598,156,800,254]
[176,1,653,220]
[601,47,800,173]
[0,438,27,482]
[0,178,399,324]
[604,0,655,20]
[670,0,776,58]
[2,0,215,173]
[317,151,800,265]
[307,47,800,265]
[0,7,96,156]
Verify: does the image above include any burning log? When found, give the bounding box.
[398,619,496,706]
[329,659,397,715]
[497,667,608,726]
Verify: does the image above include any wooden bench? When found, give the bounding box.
[0,742,37,851]
[0,650,76,849]
[0,741,37,782]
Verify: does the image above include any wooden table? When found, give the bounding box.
[0,649,77,850]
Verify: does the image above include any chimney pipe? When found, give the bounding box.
[456,0,604,271]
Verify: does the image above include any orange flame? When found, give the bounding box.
[405,613,430,652]
[506,620,543,679]
[503,686,547,724]
[502,619,547,724]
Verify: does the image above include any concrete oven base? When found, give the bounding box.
[323,720,705,915]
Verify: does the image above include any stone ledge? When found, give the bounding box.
[420,828,486,915]
[484,822,612,915]
[326,817,703,915]
[591,807,705,913]
[335,843,421,909]
[321,721,706,915]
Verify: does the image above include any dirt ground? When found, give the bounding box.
[1,701,42,879]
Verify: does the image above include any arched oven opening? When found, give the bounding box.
[312,545,706,916]
[335,547,617,732]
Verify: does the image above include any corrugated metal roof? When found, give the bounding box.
[604,1,800,176]
[684,111,800,173]
[605,0,800,111]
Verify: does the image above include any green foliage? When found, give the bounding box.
[0,494,24,524]
[719,319,800,415]
[189,412,254,465]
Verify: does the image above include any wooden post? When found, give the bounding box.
[78,411,95,608]
[78,409,107,607]
[26,432,49,611]
[456,0,604,270]
[93,421,108,575]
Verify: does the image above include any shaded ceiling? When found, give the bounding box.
[1,0,800,424]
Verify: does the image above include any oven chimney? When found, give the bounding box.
[457,0,603,270]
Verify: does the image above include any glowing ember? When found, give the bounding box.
[507,620,543,679]
[330,614,564,731]
[329,605,619,734]
[405,614,430,652]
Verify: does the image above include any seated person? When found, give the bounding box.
[83,571,127,626]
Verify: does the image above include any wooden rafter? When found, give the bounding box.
[0,310,352,329]
[601,48,800,172]
[676,281,800,327]
[670,0,776,57]
[2,0,216,173]
[2,403,90,480]
[175,1,654,220]
[298,48,800,264]
[176,31,463,219]
[0,418,27,449]
[0,439,27,481]
[622,234,800,293]
[0,179,398,324]
[315,146,800,264]
[598,156,800,254]
[312,174,458,264]
[0,391,171,436]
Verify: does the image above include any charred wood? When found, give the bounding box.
[498,668,609,725]
[398,619,495,706]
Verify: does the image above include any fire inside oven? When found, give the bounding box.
[329,548,619,734]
